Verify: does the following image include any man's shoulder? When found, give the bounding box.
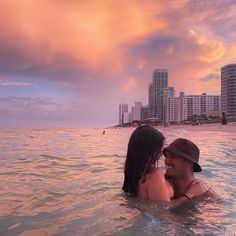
[185,178,211,199]
[191,178,219,199]
[193,178,211,193]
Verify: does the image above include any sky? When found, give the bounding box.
[0,0,236,128]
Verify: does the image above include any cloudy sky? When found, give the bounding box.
[0,0,236,128]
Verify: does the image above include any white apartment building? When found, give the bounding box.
[221,64,236,116]
[123,112,132,124]
[119,104,128,125]
[165,93,221,123]
[163,87,175,123]
[131,102,142,121]
[203,94,221,114]
[188,95,201,117]
[180,96,188,121]
[165,96,178,123]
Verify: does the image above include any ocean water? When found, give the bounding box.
[0,124,236,236]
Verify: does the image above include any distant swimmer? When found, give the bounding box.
[102,130,105,134]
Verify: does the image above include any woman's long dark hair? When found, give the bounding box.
[122,125,165,196]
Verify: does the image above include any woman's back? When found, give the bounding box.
[138,168,173,201]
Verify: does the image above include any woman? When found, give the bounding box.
[122,125,173,201]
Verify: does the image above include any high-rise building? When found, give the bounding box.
[119,67,225,126]
[202,93,221,114]
[188,95,201,117]
[179,96,188,121]
[151,69,168,122]
[148,83,155,118]
[166,96,179,124]
[163,87,175,123]
[141,106,149,121]
[123,112,131,124]
[221,64,236,116]
[131,102,142,121]
[119,104,128,125]
[165,93,221,124]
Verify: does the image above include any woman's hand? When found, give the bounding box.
[185,179,210,199]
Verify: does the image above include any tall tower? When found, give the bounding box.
[148,82,155,118]
[152,69,168,122]
[131,102,142,121]
[163,87,175,124]
[119,104,128,125]
[221,64,236,116]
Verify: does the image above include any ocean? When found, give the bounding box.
[0,124,236,235]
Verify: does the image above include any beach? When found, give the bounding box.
[160,122,236,133]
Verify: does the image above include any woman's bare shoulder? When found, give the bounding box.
[147,168,166,184]
[145,168,171,201]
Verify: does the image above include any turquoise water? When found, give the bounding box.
[0,125,235,235]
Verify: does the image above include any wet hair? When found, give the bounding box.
[122,125,165,196]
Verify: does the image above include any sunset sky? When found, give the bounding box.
[0,0,236,127]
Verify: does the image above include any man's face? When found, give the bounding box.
[164,151,192,179]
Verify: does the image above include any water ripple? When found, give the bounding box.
[0,127,235,235]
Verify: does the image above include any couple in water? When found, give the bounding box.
[122,125,217,205]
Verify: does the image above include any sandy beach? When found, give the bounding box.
[160,122,236,133]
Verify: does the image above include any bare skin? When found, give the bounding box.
[132,148,217,205]
[164,152,218,200]
[137,166,201,208]
[138,167,173,201]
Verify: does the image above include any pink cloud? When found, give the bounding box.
[0,78,31,86]
[0,0,236,127]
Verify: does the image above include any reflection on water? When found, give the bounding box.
[0,124,235,235]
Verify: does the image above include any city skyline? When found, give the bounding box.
[1,1,236,127]
[119,68,222,125]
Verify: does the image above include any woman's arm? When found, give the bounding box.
[169,179,213,209]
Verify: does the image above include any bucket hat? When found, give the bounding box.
[163,138,202,172]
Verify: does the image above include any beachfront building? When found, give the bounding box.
[202,93,221,114]
[164,93,221,124]
[123,112,132,124]
[141,106,149,121]
[119,67,223,126]
[187,95,201,117]
[148,69,168,123]
[179,94,188,121]
[221,64,236,116]
[131,102,142,121]
[165,96,179,124]
[163,87,175,124]
[119,104,128,125]
[148,83,155,118]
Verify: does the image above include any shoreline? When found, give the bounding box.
[115,122,236,132]
[160,122,236,132]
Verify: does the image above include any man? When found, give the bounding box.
[163,138,218,200]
